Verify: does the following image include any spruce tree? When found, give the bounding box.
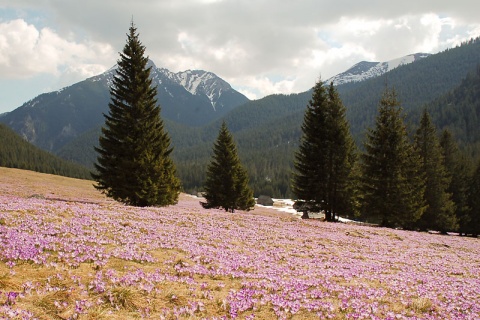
[325,83,357,220]
[414,110,456,233]
[466,160,480,237]
[360,87,426,228]
[291,79,356,220]
[93,22,180,207]
[201,122,255,212]
[440,129,472,235]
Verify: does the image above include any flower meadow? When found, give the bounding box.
[0,171,479,319]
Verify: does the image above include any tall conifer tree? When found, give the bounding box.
[414,110,456,232]
[325,83,357,220]
[466,160,480,237]
[440,129,472,234]
[93,22,180,207]
[292,79,356,220]
[201,122,255,212]
[360,87,425,228]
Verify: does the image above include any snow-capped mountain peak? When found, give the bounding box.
[156,69,231,110]
[89,62,239,111]
[327,53,431,86]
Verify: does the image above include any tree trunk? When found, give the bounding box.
[325,211,332,221]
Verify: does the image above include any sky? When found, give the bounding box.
[1,0,479,114]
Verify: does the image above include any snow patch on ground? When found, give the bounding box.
[187,194,359,222]
[258,198,360,222]
[257,199,323,219]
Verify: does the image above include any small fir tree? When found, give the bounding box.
[93,22,180,206]
[201,122,255,212]
[291,79,356,220]
[360,87,426,228]
[414,110,457,233]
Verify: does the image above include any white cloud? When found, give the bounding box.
[1,1,480,113]
[0,19,115,80]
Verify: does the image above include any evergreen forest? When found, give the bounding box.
[0,123,91,179]
[1,36,480,234]
[18,38,479,202]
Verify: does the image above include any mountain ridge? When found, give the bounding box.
[88,60,238,111]
[2,38,480,197]
[157,68,233,111]
[327,53,431,85]
[0,63,249,152]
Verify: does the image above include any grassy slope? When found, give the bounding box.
[0,167,102,201]
[0,168,479,319]
[0,167,277,216]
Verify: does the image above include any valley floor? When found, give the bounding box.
[0,167,479,319]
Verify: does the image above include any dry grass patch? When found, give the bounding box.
[79,306,111,320]
[31,290,76,319]
[345,230,370,238]
[0,271,22,291]
[410,297,434,313]
[105,287,146,311]
[0,167,107,203]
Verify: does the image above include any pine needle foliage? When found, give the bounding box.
[466,160,480,236]
[201,122,255,213]
[360,87,426,228]
[291,80,356,220]
[92,22,180,207]
[440,129,473,234]
[414,110,457,232]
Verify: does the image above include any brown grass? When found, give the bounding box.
[0,167,107,203]
[0,272,21,291]
[32,290,75,319]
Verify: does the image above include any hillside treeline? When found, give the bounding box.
[287,78,479,235]
[50,61,480,201]
[3,39,480,211]
[26,38,480,200]
[340,37,480,140]
[177,62,480,199]
[0,123,91,179]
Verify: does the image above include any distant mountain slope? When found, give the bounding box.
[0,80,110,152]
[83,60,249,125]
[327,53,430,85]
[338,37,480,140]
[422,65,480,151]
[175,38,480,195]
[52,38,480,197]
[3,38,480,198]
[0,61,248,152]
[0,123,91,179]
[157,68,245,111]
[55,93,311,196]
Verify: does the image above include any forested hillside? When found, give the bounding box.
[423,65,480,158]
[0,124,92,179]
[0,80,110,152]
[0,63,248,153]
[173,92,310,196]
[5,38,480,198]
[339,37,480,141]
[56,92,310,197]
[175,39,480,197]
